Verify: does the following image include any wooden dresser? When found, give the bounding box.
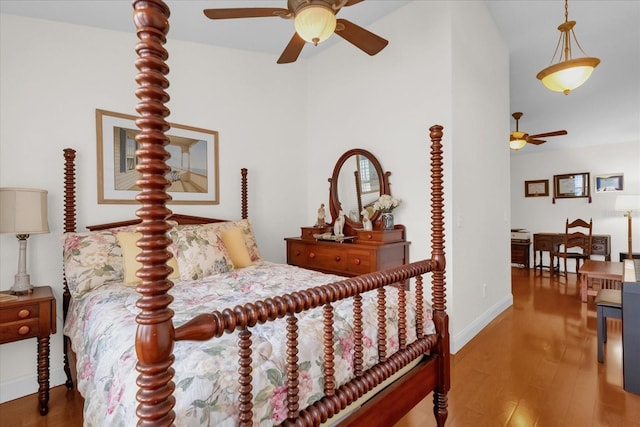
[285,226,409,277]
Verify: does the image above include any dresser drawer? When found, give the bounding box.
[0,303,40,323]
[287,241,308,266]
[346,249,372,274]
[0,318,40,343]
[307,246,348,272]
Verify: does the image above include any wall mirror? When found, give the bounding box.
[329,149,391,234]
[553,172,590,199]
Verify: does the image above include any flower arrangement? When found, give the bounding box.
[373,194,401,213]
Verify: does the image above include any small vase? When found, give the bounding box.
[381,212,394,230]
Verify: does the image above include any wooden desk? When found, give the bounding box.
[578,260,623,303]
[533,233,611,273]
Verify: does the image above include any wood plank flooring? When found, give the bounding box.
[1,268,638,426]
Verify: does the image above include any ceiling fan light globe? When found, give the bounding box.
[294,5,336,45]
[510,139,527,151]
[537,57,600,95]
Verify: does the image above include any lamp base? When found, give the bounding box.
[10,272,33,295]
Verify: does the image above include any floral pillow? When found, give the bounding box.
[168,223,234,281]
[62,229,127,297]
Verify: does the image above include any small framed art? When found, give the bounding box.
[524,179,549,197]
[594,173,624,193]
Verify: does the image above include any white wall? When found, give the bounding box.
[511,141,640,267]
[449,0,512,349]
[305,0,512,353]
[0,1,512,402]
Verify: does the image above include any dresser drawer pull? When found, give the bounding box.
[18,309,31,319]
[309,252,316,259]
[353,258,361,265]
[18,325,31,335]
[295,250,301,256]
[334,256,341,262]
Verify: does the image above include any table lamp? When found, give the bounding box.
[615,194,640,260]
[0,187,50,294]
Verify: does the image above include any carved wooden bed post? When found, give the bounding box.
[62,148,76,390]
[132,1,176,425]
[429,124,450,425]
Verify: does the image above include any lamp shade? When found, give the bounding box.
[537,57,600,95]
[294,5,336,45]
[615,194,640,212]
[0,187,50,234]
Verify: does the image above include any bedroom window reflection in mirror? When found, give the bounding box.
[357,155,380,194]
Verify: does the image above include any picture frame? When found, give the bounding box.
[524,179,549,197]
[553,172,591,202]
[594,173,624,193]
[96,109,219,204]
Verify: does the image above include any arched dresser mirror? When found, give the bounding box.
[329,148,391,236]
[286,148,406,279]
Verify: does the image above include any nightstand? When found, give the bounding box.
[0,286,56,415]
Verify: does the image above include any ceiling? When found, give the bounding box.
[1,1,638,155]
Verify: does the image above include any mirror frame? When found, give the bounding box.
[329,148,391,235]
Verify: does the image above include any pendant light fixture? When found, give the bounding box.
[536,0,600,95]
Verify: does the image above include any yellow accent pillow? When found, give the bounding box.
[117,232,180,285]
[221,227,253,268]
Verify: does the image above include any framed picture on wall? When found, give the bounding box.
[594,173,624,193]
[524,179,549,197]
[553,172,591,203]
[96,109,219,204]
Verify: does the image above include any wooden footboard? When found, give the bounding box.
[175,261,438,426]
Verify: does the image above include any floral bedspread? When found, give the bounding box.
[64,261,435,426]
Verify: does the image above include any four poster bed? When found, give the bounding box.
[60,1,450,426]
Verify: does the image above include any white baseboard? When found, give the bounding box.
[0,367,68,404]
[450,293,513,354]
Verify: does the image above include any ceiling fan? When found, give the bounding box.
[510,112,568,150]
[203,0,388,64]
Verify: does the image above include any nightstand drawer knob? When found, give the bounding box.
[334,256,341,262]
[18,325,31,335]
[354,258,361,265]
[309,252,316,259]
[18,309,31,319]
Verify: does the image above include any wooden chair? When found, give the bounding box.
[595,289,622,362]
[551,218,592,278]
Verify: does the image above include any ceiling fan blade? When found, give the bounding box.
[527,139,546,145]
[203,8,289,20]
[334,19,388,56]
[344,0,366,6]
[277,33,306,64]
[528,130,567,139]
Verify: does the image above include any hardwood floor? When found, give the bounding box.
[396,267,640,427]
[1,268,638,426]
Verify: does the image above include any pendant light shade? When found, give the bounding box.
[537,0,600,95]
[294,5,336,46]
